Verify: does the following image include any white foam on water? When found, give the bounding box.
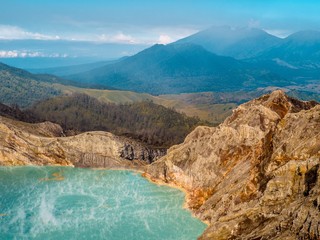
[39,194,57,226]
[88,207,95,220]
[8,207,26,236]
[143,219,151,233]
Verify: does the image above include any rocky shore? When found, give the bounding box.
[146,90,320,239]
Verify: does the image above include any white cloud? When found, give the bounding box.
[63,27,198,45]
[0,25,60,40]
[0,25,140,44]
[0,50,68,58]
[97,32,138,44]
[113,33,136,43]
[150,27,199,45]
[0,50,19,58]
[0,24,197,45]
[157,35,173,44]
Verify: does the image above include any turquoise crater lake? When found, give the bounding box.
[0,167,206,239]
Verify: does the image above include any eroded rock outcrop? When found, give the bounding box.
[119,140,167,164]
[0,116,166,168]
[146,90,320,239]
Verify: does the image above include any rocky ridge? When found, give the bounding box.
[146,90,320,239]
[0,116,166,168]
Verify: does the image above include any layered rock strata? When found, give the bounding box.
[146,90,320,239]
[0,116,166,168]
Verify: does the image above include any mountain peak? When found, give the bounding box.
[204,25,271,36]
[174,26,282,58]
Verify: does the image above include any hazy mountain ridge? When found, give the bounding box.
[28,58,127,77]
[174,27,320,85]
[68,43,289,94]
[174,26,282,59]
[254,30,320,69]
[177,27,320,67]
[2,27,319,97]
[64,27,320,94]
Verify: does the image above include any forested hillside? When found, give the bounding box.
[0,62,61,108]
[0,102,38,122]
[31,94,204,147]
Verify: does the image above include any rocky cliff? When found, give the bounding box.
[146,90,320,239]
[0,116,166,168]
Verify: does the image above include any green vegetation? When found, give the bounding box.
[0,61,241,126]
[0,63,61,108]
[30,94,205,147]
[2,61,318,131]
[54,84,238,124]
[54,84,157,104]
[54,84,320,125]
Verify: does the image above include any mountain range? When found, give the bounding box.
[64,27,320,94]
[175,26,320,69]
[253,30,320,69]
[67,43,288,94]
[174,26,282,59]
[3,26,318,96]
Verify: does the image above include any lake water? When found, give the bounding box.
[0,167,206,240]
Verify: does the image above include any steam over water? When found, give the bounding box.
[0,167,206,239]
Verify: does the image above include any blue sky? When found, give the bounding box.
[1,0,319,59]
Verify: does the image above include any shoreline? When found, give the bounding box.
[0,164,209,227]
[141,172,210,226]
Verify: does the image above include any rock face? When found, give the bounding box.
[120,141,167,164]
[146,90,320,239]
[0,116,166,168]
